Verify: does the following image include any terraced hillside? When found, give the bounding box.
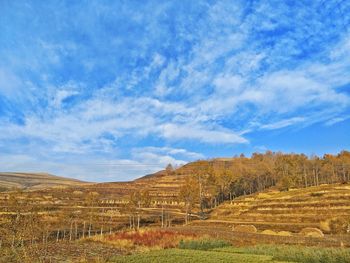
[66,174,187,224]
[0,172,89,190]
[0,169,192,242]
[86,163,199,207]
[208,184,350,233]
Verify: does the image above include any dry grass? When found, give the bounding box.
[276,231,292,236]
[211,184,350,235]
[233,225,257,233]
[261,229,278,235]
[91,229,197,252]
[299,228,324,238]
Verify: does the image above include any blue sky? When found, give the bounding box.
[0,0,350,182]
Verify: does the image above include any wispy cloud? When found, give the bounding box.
[260,117,306,130]
[0,0,349,180]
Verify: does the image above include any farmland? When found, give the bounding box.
[209,184,350,234]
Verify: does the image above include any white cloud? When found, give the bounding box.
[154,60,180,97]
[0,68,26,100]
[260,117,306,130]
[133,146,204,160]
[325,116,350,126]
[159,123,248,144]
[255,71,346,113]
[51,89,79,108]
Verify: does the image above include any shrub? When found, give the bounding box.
[329,218,349,234]
[310,192,325,197]
[99,229,196,251]
[178,239,230,250]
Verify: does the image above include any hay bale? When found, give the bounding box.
[320,220,331,233]
[277,231,292,236]
[261,229,277,235]
[232,224,257,233]
[300,227,324,238]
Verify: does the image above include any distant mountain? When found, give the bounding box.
[0,172,90,191]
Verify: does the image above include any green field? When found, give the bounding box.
[110,244,350,263]
[110,248,291,263]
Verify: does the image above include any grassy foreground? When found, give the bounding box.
[108,239,350,263]
[4,228,348,262]
[229,245,350,263]
[110,248,290,263]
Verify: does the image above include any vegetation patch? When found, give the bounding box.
[178,239,230,250]
[310,192,325,197]
[227,245,350,263]
[328,217,350,234]
[110,248,283,263]
[92,229,197,252]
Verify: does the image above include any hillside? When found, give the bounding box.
[0,172,89,190]
[207,183,350,233]
[87,169,188,207]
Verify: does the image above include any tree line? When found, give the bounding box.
[178,150,350,217]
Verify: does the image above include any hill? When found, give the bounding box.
[87,169,188,207]
[206,183,350,234]
[0,172,89,190]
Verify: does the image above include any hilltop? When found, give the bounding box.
[0,172,89,190]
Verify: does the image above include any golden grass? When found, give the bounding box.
[320,220,331,232]
[232,225,257,233]
[212,184,350,235]
[276,231,292,236]
[261,229,277,235]
[299,227,324,238]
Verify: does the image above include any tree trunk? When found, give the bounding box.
[75,221,78,239]
[69,221,73,241]
[137,202,141,230]
[161,206,164,228]
[83,221,86,238]
[303,166,308,188]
